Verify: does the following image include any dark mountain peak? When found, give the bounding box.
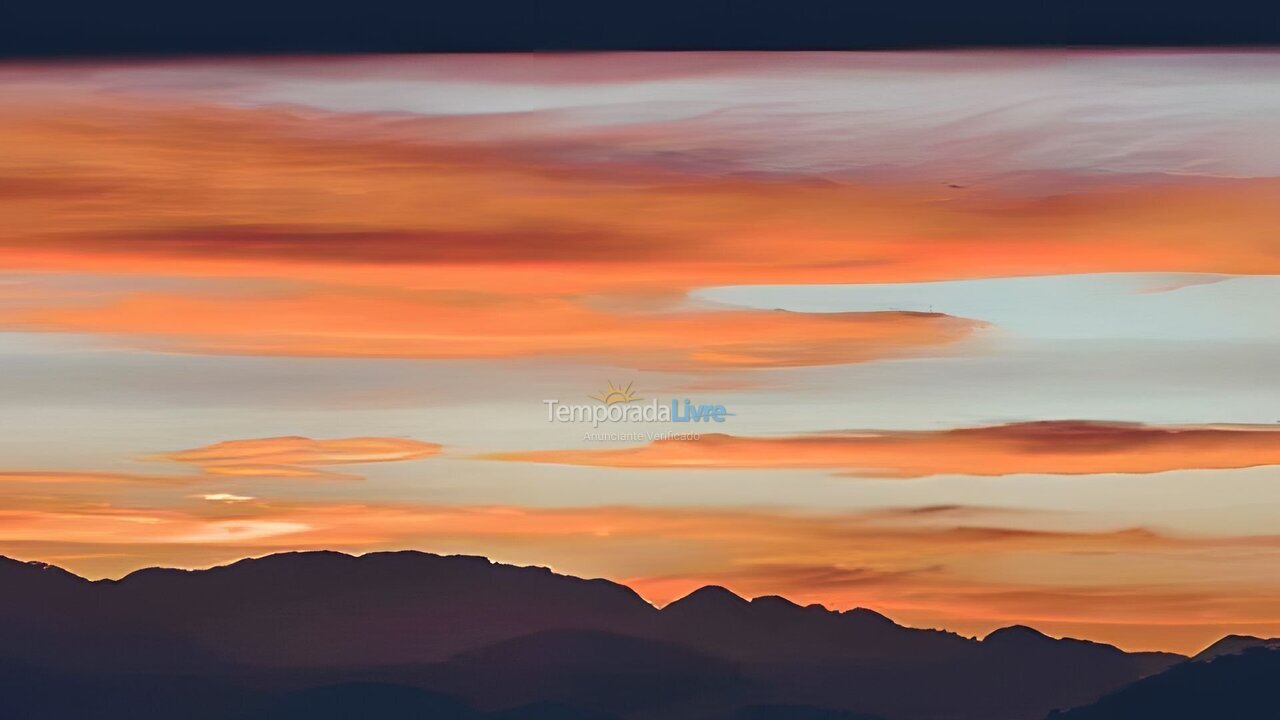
[984,624,1053,644]
[116,549,624,593]
[981,625,1183,680]
[20,549,658,668]
[217,549,370,573]
[359,549,494,567]
[1049,646,1280,719]
[663,585,750,613]
[749,594,804,611]
[1192,634,1280,661]
[1218,633,1267,642]
[117,549,358,583]
[0,555,86,582]
[0,555,64,574]
[842,607,895,624]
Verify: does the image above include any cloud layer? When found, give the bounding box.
[490,421,1280,477]
[2,84,1280,369]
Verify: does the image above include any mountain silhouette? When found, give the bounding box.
[1190,634,1280,661]
[0,551,1194,720]
[1047,647,1280,719]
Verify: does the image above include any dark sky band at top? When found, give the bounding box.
[4,0,1280,57]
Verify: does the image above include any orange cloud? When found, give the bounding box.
[2,95,1279,279]
[3,95,1280,368]
[2,288,982,368]
[0,436,442,488]
[487,421,1280,477]
[158,436,442,478]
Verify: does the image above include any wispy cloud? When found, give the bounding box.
[488,421,1280,477]
[157,436,442,479]
[5,290,982,368]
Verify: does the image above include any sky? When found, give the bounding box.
[2,51,1280,654]
[7,1,1279,56]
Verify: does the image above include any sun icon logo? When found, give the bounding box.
[590,381,640,405]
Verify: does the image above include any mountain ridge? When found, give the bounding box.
[1,549,1182,658]
[1190,633,1280,661]
[0,549,1194,720]
[1047,647,1280,719]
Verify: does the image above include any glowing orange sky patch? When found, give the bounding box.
[1,498,1278,653]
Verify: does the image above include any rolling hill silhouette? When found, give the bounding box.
[1189,634,1280,661]
[0,550,1201,720]
[1047,647,1280,719]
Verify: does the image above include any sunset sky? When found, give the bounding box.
[3,51,1280,654]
